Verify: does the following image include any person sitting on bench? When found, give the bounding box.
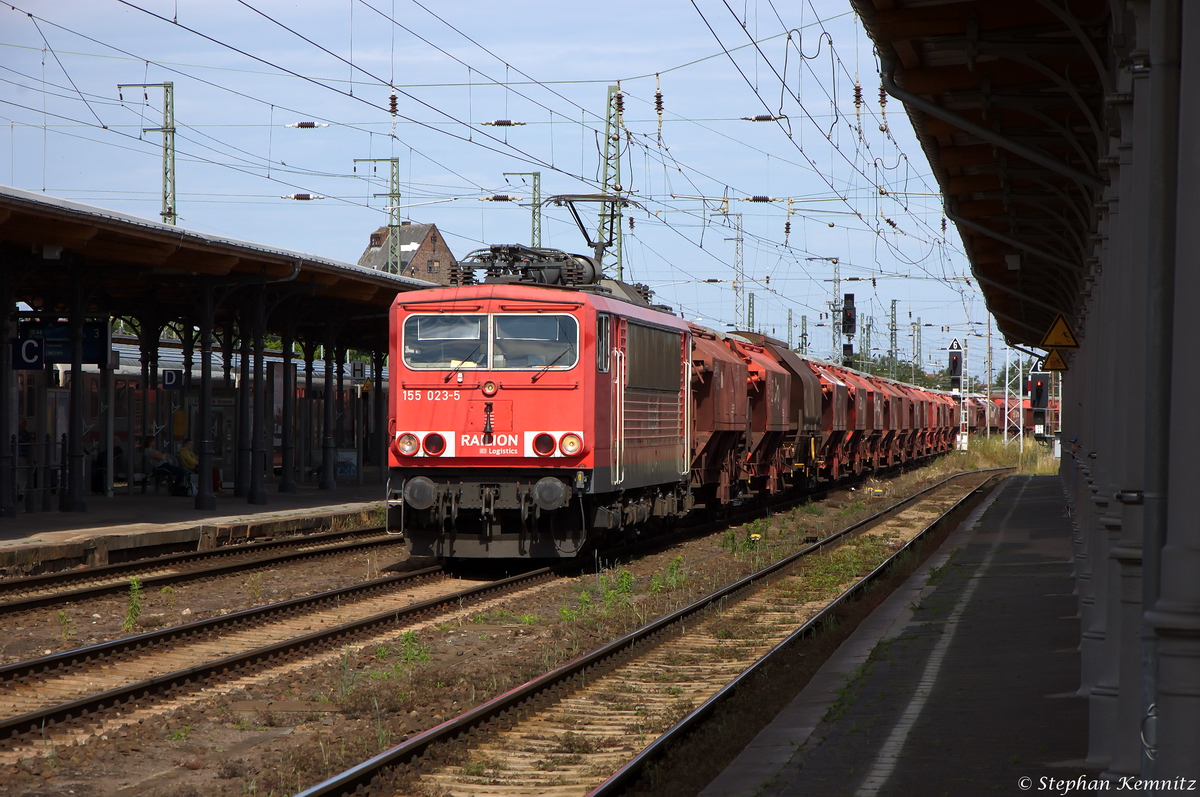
[144,437,189,492]
[178,437,222,494]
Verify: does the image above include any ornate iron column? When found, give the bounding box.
[248,288,267,505]
[0,266,13,519]
[195,282,216,510]
[279,313,296,493]
[64,279,87,512]
[320,319,337,490]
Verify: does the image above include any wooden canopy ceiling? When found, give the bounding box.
[852,0,1112,346]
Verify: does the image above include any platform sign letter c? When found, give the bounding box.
[12,338,44,369]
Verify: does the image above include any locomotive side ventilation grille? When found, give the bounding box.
[624,322,684,445]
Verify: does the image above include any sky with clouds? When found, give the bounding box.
[0,0,1009,376]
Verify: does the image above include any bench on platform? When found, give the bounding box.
[132,470,172,494]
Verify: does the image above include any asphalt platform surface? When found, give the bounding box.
[0,476,388,563]
[702,474,1090,797]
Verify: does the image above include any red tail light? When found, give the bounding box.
[423,433,446,456]
[533,433,556,456]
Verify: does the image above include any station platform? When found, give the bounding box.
[702,474,1089,797]
[0,479,388,575]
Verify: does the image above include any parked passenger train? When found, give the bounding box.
[13,338,384,493]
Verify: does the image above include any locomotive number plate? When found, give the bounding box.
[402,389,461,401]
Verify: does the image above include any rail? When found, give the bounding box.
[0,564,559,743]
[0,526,402,614]
[295,467,1012,797]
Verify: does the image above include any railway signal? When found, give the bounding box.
[1030,371,1049,436]
[842,293,856,337]
[1030,373,1049,409]
[948,339,962,394]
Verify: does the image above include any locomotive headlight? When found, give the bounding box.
[396,433,419,456]
[482,380,498,396]
[533,433,556,457]
[559,433,583,456]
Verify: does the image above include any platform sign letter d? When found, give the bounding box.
[162,369,184,389]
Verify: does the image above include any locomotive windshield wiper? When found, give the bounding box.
[444,344,482,383]
[531,345,573,382]
[531,316,574,382]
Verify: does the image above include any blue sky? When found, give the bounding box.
[0,0,1004,376]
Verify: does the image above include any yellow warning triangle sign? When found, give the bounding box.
[1040,313,1079,348]
[1041,348,1069,371]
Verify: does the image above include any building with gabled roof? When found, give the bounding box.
[356,222,457,285]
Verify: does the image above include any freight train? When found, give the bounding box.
[387,245,958,559]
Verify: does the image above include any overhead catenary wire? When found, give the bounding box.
[5,5,489,192]
[695,0,958,281]
[2,2,978,350]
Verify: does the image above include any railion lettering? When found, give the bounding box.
[460,433,519,448]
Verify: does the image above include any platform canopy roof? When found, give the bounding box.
[0,185,433,351]
[851,0,1109,347]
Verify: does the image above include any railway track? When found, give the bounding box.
[0,467,929,746]
[295,468,1007,797]
[0,458,937,618]
[0,526,406,614]
[0,563,568,749]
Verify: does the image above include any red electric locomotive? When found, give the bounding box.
[388,246,694,558]
[388,245,957,559]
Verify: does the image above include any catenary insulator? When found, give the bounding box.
[655,74,664,139]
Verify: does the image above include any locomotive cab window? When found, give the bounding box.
[596,314,610,372]
[402,313,578,371]
[492,315,577,369]
[403,315,486,369]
